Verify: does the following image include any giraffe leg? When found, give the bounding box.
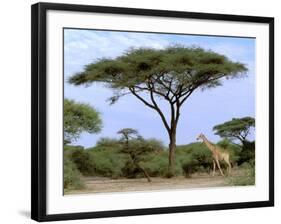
[215,160,224,176]
[226,158,231,175]
[212,160,216,176]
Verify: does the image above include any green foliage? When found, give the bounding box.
[226,162,255,186]
[94,137,122,151]
[81,135,166,179]
[117,129,162,162]
[120,139,158,162]
[117,129,164,181]
[68,148,96,176]
[143,143,215,178]
[69,46,247,98]
[238,141,255,165]
[120,137,166,178]
[64,144,84,151]
[141,151,183,177]
[63,155,84,190]
[144,138,166,153]
[65,144,127,179]
[64,138,253,181]
[176,143,213,177]
[214,116,255,165]
[89,149,127,179]
[117,128,141,141]
[69,45,248,177]
[213,117,255,143]
[64,98,102,142]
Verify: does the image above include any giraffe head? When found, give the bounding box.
[196,133,205,141]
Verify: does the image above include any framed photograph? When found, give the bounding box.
[31,2,274,222]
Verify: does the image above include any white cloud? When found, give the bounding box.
[63,29,173,84]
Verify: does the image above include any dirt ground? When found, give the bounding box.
[65,170,246,195]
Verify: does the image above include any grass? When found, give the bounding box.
[225,164,255,186]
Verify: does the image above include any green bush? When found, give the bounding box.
[68,148,96,176]
[121,160,139,178]
[90,150,127,178]
[237,141,255,165]
[92,136,166,179]
[178,155,200,178]
[141,151,183,177]
[64,156,84,190]
[141,151,169,177]
[142,138,166,153]
[94,137,122,151]
[176,143,213,177]
[63,138,249,181]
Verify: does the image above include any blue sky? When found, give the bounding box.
[64,29,255,148]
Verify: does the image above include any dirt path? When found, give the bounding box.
[65,173,233,195]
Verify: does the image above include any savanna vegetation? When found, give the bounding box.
[64,46,255,193]
[69,45,247,176]
[64,124,255,191]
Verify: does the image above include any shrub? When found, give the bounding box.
[141,151,183,177]
[142,138,166,153]
[178,155,200,178]
[63,156,84,190]
[69,148,96,176]
[237,141,255,165]
[141,151,169,177]
[177,143,213,177]
[90,150,127,178]
[94,137,122,151]
[121,160,139,178]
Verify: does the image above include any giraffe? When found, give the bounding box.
[196,133,231,176]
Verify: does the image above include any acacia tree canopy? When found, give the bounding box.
[70,46,247,107]
[213,116,255,144]
[117,128,142,142]
[69,46,248,175]
[64,99,102,143]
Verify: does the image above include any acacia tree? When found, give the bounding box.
[64,98,102,143]
[117,128,143,146]
[69,46,247,175]
[117,128,152,182]
[213,117,255,146]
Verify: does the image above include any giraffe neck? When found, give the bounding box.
[202,136,214,152]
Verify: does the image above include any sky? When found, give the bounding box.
[64,29,255,148]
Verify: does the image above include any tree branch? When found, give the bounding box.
[179,89,195,106]
[129,86,171,133]
[134,84,168,99]
[148,83,171,133]
[175,101,181,123]
[151,74,176,99]
[129,87,156,110]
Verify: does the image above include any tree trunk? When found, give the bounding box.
[167,130,176,177]
[136,163,151,182]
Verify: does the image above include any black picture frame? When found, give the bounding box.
[31,2,274,222]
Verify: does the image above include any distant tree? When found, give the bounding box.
[64,99,102,143]
[117,128,142,146]
[117,128,153,182]
[69,45,248,175]
[213,117,255,146]
[213,117,255,165]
